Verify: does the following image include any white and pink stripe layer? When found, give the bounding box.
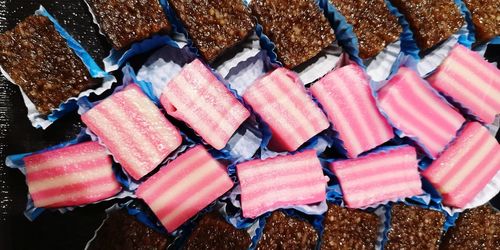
[378,67,465,159]
[331,146,422,208]
[24,141,121,208]
[310,64,394,158]
[422,122,500,208]
[82,84,182,180]
[243,68,329,152]
[136,145,233,232]
[237,150,328,218]
[428,44,500,124]
[160,59,250,150]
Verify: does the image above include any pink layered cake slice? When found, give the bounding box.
[82,84,182,180]
[427,44,500,124]
[243,68,330,152]
[331,146,422,208]
[377,67,465,158]
[237,150,328,218]
[24,141,121,208]
[136,145,233,232]
[310,65,394,158]
[422,122,500,208]
[160,59,250,150]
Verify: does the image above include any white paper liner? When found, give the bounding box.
[365,41,401,82]
[136,44,190,97]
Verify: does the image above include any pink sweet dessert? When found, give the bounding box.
[310,65,394,158]
[24,141,121,208]
[160,59,250,150]
[82,84,182,180]
[422,122,500,208]
[331,146,422,208]
[243,68,329,152]
[377,67,465,159]
[136,145,233,232]
[237,150,328,218]
[427,44,500,124]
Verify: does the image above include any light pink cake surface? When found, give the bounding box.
[378,67,465,159]
[331,146,422,208]
[82,84,182,180]
[236,150,328,218]
[427,44,500,124]
[310,65,393,158]
[24,141,121,208]
[243,68,329,152]
[160,59,250,150]
[136,145,233,232]
[422,122,500,208]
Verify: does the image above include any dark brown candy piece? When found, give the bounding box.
[88,211,172,250]
[321,204,379,250]
[184,212,251,250]
[167,0,255,62]
[441,204,500,250]
[329,0,401,59]
[463,0,500,43]
[251,0,336,69]
[258,211,318,250]
[385,204,445,250]
[0,15,96,116]
[390,0,464,51]
[87,0,171,51]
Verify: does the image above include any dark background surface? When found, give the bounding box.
[0,1,499,250]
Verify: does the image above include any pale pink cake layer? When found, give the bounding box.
[378,67,465,158]
[136,145,233,232]
[422,122,500,208]
[237,150,328,218]
[243,68,329,152]
[310,64,393,158]
[82,84,182,180]
[428,44,500,124]
[160,59,250,150]
[24,141,121,208]
[331,146,422,208]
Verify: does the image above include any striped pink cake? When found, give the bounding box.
[378,67,465,159]
[331,146,422,208]
[160,59,250,150]
[82,84,182,180]
[427,44,500,124]
[243,68,329,152]
[136,145,233,232]
[237,150,328,218]
[24,141,121,208]
[310,65,394,158]
[422,122,500,208]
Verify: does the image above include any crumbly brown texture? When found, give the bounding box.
[390,0,464,51]
[184,212,251,250]
[88,211,172,250]
[463,0,500,43]
[87,0,171,51]
[385,204,445,250]
[168,0,255,62]
[258,211,318,250]
[251,0,336,69]
[329,0,401,59]
[441,204,500,250]
[0,15,95,116]
[321,204,379,250]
